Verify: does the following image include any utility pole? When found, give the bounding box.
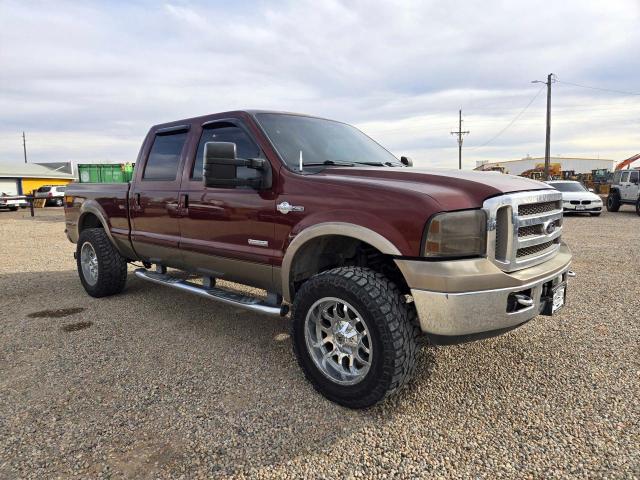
[532,74,554,179]
[450,110,469,170]
[22,131,27,163]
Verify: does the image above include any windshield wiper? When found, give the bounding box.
[355,161,404,167]
[302,160,356,167]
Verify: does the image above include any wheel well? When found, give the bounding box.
[79,213,103,232]
[288,235,409,300]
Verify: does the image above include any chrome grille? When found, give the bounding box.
[518,200,560,216]
[484,190,563,272]
[517,240,559,258]
[518,219,560,238]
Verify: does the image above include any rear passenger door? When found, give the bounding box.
[129,125,190,268]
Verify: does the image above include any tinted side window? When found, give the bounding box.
[621,171,630,182]
[143,131,188,181]
[192,124,260,181]
[613,171,621,184]
[631,171,639,183]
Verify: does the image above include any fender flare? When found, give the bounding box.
[77,201,115,245]
[280,222,402,302]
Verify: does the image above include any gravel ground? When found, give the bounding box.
[0,206,638,479]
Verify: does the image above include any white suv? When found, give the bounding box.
[35,185,67,207]
[607,169,640,215]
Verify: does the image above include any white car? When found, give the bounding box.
[34,185,67,206]
[546,180,602,216]
[0,193,28,211]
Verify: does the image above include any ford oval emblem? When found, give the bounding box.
[545,222,556,235]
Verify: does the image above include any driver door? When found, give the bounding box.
[626,170,640,202]
[178,120,277,291]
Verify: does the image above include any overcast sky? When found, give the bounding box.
[1,0,639,169]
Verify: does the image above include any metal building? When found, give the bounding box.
[475,156,615,176]
[0,162,75,196]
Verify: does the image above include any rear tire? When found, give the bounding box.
[76,228,127,297]
[54,198,63,207]
[606,191,621,212]
[292,267,420,409]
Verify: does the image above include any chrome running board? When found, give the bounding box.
[134,268,283,317]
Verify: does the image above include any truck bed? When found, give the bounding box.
[64,182,133,256]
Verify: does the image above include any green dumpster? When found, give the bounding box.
[77,163,135,183]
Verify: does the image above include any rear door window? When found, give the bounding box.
[143,131,188,181]
[38,186,51,192]
[621,171,630,183]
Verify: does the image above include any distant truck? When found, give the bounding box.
[64,110,574,408]
[606,169,640,215]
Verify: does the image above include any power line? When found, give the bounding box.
[555,79,640,96]
[469,85,545,150]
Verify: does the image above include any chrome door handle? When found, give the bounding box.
[277,201,304,214]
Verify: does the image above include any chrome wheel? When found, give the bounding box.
[304,297,372,385]
[80,242,99,286]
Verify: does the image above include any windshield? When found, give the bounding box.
[549,182,587,192]
[256,113,400,170]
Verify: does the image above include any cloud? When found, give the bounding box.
[0,0,639,167]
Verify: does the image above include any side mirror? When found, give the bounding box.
[588,188,595,192]
[203,142,267,189]
[400,156,413,167]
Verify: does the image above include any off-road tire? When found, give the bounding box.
[291,267,420,409]
[606,191,621,212]
[76,228,127,297]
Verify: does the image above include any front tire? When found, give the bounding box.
[76,228,127,297]
[606,191,621,212]
[54,198,63,207]
[292,267,419,409]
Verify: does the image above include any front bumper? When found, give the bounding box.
[563,202,602,212]
[396,244,572,337]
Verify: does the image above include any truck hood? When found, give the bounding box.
[315,167,551,210]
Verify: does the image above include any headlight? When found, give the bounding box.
[423,210,487,258]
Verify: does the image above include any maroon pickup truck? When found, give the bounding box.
[64,110,573,408]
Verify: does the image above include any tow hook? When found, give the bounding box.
[513,294,534,307]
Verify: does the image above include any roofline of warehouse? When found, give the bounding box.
[0,172,75,179]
